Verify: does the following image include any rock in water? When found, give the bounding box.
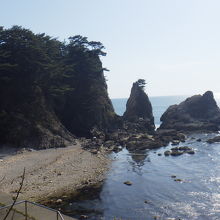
[159,91,220,132]
[207,136,220,144]
[123,80,155,133]
[124,181,132,186]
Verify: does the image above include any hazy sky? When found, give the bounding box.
[1,0,220,98]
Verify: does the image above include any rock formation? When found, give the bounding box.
[0,85,74,148]
[123,80,155,133]
[0,26,116,148]
[53,65,116,137]
[159,91,220,132]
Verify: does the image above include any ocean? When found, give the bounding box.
[111,96,189,126]
[64,95,220,220]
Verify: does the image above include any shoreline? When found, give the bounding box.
[0,141,110,204]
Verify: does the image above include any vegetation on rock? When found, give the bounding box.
[0,26,115,147]
[123,79,155,133]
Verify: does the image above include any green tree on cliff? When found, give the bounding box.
[0,26,115,145]
[137,79,146,90]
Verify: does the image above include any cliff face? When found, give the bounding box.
[0,26,115,147]
[123,81,155,133]
[53,63,116,137]
[159,91,220,132]
[0,85,74,148]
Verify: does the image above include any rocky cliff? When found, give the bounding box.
[123,80,155,133]
[53,62,116,137]
[159,91,220,132]
[0,85,74,148]
[0,26,115,148]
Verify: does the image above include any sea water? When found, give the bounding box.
[111,96,188,126]
[64,96,220,220]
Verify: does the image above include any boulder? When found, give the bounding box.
[123,80,155,133]
[163,146,195,157]
[164,150,171,156]
[159,91,220,132]
[124,181,132,186]
[169,146,195,156]
[125,134,164,152]
[207,136,220,144]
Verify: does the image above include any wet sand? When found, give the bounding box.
[0,141,110,203]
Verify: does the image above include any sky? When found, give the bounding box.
[1,0,220,98]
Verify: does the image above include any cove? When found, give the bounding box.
[60,133,220,220]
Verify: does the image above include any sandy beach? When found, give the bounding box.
[0,141,110,203]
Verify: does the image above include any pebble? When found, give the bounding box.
[80,215,88,219]
[164,151,171,156]
[124,181,132,186]
[56,199,62,204]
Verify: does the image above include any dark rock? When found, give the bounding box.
[157,153,162,156]
[90,149,98,154]
[171,140,180,146]
[126,138,163,151]
[164,151,171,156]
[171,175,177,178]
[170,151,184,156]
[52,59,117,138]
[159,91,220,132]
[169,146,195,156]
[186,150,195,154]
[0,86,74,149]
[197,138,202,142]
[104,140,115,148]
[124,181,132,186]
[174,179,182,182]
[207,136,220,144]
[171,147,180,151]
[112,145,122,153]
[123,80,155,133]
[156,129,186,145]
[80,215,89,219]
[178,146,192,151]
[55,199,62,204]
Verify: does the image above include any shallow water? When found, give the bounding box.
[62,133,220,220]
[61,95,220,219]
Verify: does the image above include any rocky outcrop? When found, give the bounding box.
[53,66,117,137]
[0,26,116,148]
[207,136,220,144]
[0,85,74,148]
[123,81,155,133]
[159,91,220,132]
[164,146,195,156]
